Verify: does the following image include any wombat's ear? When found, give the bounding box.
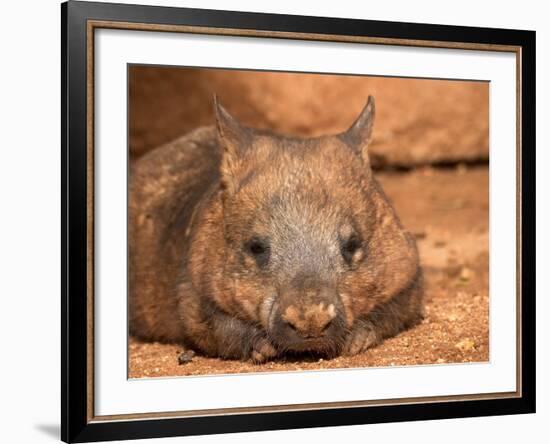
[214,95,249,153]
[213,96,250,193]
[341,96,375,161]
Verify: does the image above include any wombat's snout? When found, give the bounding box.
[270,282,346,355]
[281,301,336,338]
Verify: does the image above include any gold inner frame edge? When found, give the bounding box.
[85,19,523,423]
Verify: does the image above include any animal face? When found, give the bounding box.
[208,98,386,357]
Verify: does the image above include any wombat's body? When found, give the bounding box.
[129,98,423,362]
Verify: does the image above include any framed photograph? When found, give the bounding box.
[61,1,535,442]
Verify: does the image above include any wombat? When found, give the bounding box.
[129,96,422,363]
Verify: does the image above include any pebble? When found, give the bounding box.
[455,338,476,352]
[178,349,196,365]
[459,267,473,282]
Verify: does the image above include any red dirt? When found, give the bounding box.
[129,166,489,378]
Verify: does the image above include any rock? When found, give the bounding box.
[459,267,473,282]
[178,349,196,365]
[129,66,489,168]
[455,338,476,352]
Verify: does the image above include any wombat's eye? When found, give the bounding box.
[245,237,270,267]
[340,235,362,264]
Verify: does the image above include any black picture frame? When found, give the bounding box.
[61,1,536,442]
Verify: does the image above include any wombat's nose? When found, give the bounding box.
[281,302,337,338]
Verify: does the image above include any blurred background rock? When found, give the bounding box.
[129,66,488,169]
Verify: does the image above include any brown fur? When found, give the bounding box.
[129,96,423,362]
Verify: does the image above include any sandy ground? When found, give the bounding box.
[129,165,488,378]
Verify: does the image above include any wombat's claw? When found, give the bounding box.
[178,349,195,365]
[250,339,278,364]
[344,328,378,356]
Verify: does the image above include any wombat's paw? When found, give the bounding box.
[250,338,278,364]
[344,325,378,356]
